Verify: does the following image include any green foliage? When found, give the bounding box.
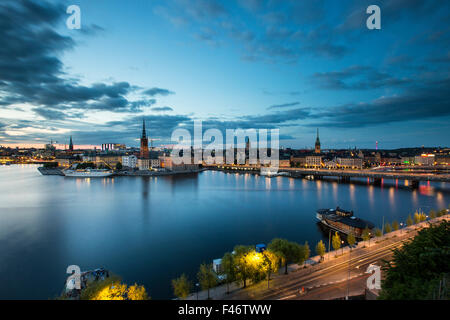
[116,162,123,170]
[385,222,392,234]
[233,245,253,288]
[362,227,371,242]
[374,228,382,237]
[268,238,304,274]
[392,220,399,231]
[437,209,447,217]
[221,252,236,293]
[303,241,310,263]
[172,274,192,299]
[429,210,436,219]
[197,263,217,299]
[406,214,413,226]
[347,233,356,248]
[262,249,282,283]
[73,273,149,300]
[379,221,450,300]
[332,232,341,253]
[315,240,326,260]
[414,211,427,224]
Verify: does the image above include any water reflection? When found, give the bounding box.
[0,165,448,300]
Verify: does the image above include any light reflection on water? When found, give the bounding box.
[0,165,448,299]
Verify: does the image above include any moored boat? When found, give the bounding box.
[63,169,114,177]
[316,207,374,238]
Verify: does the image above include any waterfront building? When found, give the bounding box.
[55,155,77,167]
[122,155,138,168]
[102,143,126,152]
[414,154,435,166]
[336,157,363,169]
[435,155,450,165]
[137,157,161,171]
[306,154,322,167]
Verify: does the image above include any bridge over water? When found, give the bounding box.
[208,165,450,188]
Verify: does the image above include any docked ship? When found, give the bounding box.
[63,169,114,177]
[316,207,374,238]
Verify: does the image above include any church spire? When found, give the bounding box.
[142,118,147,139]
[315,128,321,154]
[69,136,73,151]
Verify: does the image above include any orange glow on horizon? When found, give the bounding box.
[0,143,100,150]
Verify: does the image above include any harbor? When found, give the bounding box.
[0,164,448,299]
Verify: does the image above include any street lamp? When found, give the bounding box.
[341,240,345,255]
[196,283,199,300]
[346,244,352,300]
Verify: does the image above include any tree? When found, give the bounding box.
[262,250,281,288]
[197,263,217,299]
[437,209,447,217]
[116,162,123,170]
[362,227,371,246]
[172,274,192,299]
[127,283,149,300]
[90,282,148,300]
[332,232,341,256]
[385,222,392,234]
[268,238,304,274]
[347,233,356,250]
[414,211,421,224]
[374,228,382,237]
[233,245,253,288]
[221,252,236,294]
[429,210,436,219]
[303,241,310,266]
[406,214,413,226]
[392,220,399,231]
[379,221,450,300]
[315,240,326,261]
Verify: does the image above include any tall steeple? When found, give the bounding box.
[140,118,149,159]
[314,128,321,154]
[142,118,147,139]
[69,136,74,151]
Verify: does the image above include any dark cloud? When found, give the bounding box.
[0,0,173,117]
[152,106,174,112]
[267,102,300,110]
[143,88,175,97]
[308,78,450,127]
[311,66,410,90]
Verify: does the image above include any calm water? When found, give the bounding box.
[0,165,448,299]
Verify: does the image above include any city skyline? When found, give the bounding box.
[1,0,450,150]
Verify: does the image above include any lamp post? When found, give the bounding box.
[346,244,352,300]
[196,283,199,300]
[328,230,331,261]
[341,240,344,255]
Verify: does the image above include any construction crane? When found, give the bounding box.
[150,138,161,149]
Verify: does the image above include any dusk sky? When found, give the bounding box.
[0,0,449,149]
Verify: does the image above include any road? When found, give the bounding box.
[224,216,449,300]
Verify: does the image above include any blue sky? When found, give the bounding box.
[0,0,449,149]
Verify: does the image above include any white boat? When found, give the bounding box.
[64,169,114,177]
[260,167,280,176]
